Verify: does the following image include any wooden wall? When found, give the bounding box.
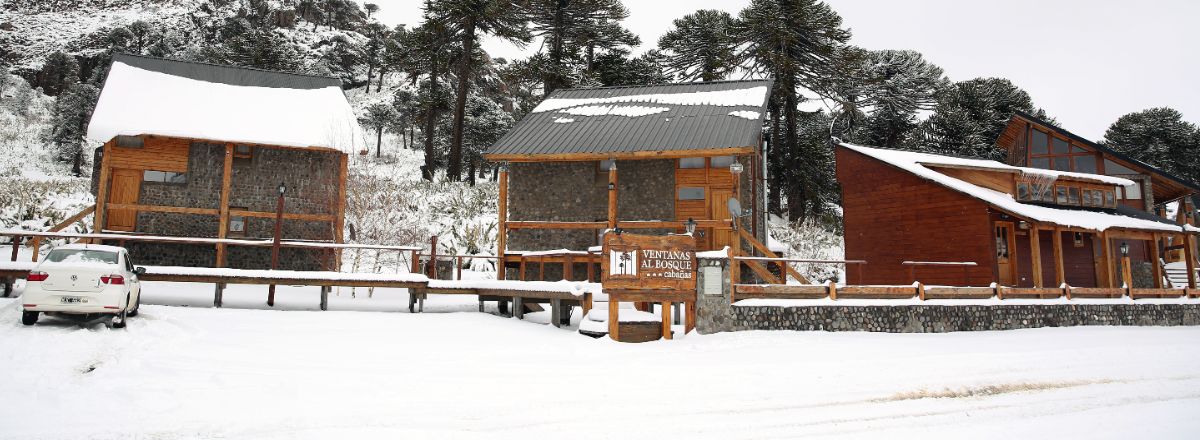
[837,147,996,286]
[107,136,189,172]
[1012,229,1098,288]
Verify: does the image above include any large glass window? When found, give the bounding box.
[711,156,736,168]
[1073,156,1098,173]
[143,170,186,184]
[1028,127,1098,173]
[679,158,705,169]
[1030,129,1048,155]
[678,187,705,200]
[1122,183,1142,200]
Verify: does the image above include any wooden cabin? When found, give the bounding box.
[484,80,773,281]
[84,54,364,270]
[837,143,1193,288]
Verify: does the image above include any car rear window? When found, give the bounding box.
[45,249,119,264]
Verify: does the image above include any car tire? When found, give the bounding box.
[128,292,140,317]
[21,311,38,326]
[111,296,129,329]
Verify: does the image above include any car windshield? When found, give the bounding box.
[45,249,119,265]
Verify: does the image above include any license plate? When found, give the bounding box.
[60,296,87,304]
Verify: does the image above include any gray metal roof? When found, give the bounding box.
[112,53,342,90]
[487,79,772,159]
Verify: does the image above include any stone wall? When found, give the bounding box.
[695,256,1200,333]
[96,142,342,270]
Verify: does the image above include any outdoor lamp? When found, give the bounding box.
[278,182,287,195]
[729,162,744,176]
[685,218,697,235]
[1120,242,1130,257]
[608,182,615,191]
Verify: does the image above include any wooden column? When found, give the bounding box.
[216,144,233,267]
[1121,256,1133,290]
[608,297,619,341]
[333,153,349,271]
[1052,228,1065,287]
[661,301,672,340]
[497,165,508,280]
[607,161,618,229]
[1185,233,1197,289]
[92,141,113,240]
[1150,233,1163,288]
[1099,231,1115,288]
[1030,227,1043,288]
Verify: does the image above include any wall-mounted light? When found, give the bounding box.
[1018,221,1029,230]
[685,218,697,235]
[278,182,287,196]
[1120,241,1130,257]
[729,162,744,176]
[607,182,615,191]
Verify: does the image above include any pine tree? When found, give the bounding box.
[859,50,947,148]
[917,77,1047,160]
[1103,107,1200,184]
[426,0,529,182]
[40,51,80,97]
[658,9,737,82]
[47,84,100,176]
[526,0,635,96]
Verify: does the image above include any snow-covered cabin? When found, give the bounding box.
[837,143,1195,289]
[484,80,772,281]
[85,54,365,270]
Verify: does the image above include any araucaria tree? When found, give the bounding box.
[1103,107,1200,185]
[526,0,636,96]
[658,9,737,82]
[734,0,850,222]
[427,0,529,182]
[916,77,1047,160]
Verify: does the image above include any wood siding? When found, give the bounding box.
[108,136,189,172]
[837,147,996,286]
[1013,229,1098,288]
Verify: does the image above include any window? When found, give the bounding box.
[143,170,186,184]
[228,208,247,237]
[711,156,736,169]
[596,160,616,179]
[1103,159,1138,175]
[116,135,144,148]
[995,226,1010,262]
[1082,189,1094,207]
[124,253,135,272]
[234,144,253,159]
[1016,183,1031,201]
[679,157,705,169]
[1073,232,1085,248]
[1028,127,1098,173]
[1121,183,1142,200]
[677,187,705,200]
[1056,186,1069,204]
[1067,187,1081,205]
[45,249,118,264]
[1104,190,1116,207]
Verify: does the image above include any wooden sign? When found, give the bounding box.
[601,233,697,291]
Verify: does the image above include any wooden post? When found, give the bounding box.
[427,235,438,279]
[538,258,545,280]
[583,292,593,315]
[519,256,526,281]
[1150,234,1164,288]
[1121,256,1133,290]
[513,296,524,320]
[1100,232,1115,288]
[1185,233,1197,289]
[1052,228,1065,288]
[564,255,573,281]
[410,249,420,274]
[10,236,19,262]
[586,259,594,282]
[608,297,619,341]
[456,256,463,281]
[333,153,349,271]
[267,184,285,307]
[93,142,113,239]
[607,161,618,229]
[685,301,695,333]
[216,144,233,268]
[497,165,508,280]
[1030,227,1043,288]
[727,245,738,303]
[661,301,672,340]
[828,280,837,300]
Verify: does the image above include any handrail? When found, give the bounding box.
[902,261,978,266]
[735,256,867,264]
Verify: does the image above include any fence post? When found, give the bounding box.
[427,235,438,279]
[828,279,837,300]
[456,256,463,281]
[10,236,19,262]
[410,249,420,274]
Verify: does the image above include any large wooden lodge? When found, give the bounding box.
[84,54,364,270]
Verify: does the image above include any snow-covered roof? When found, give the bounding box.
[487,79,772,159]
[869,145,1135,187]
[87,54,365,154]
[841,143,1185,233]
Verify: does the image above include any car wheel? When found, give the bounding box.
[111,296,128,329]
[21,311,38,326]
[128,292,141,317]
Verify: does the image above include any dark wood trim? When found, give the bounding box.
[485,146,756,163]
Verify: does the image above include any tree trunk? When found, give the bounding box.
[467,159,476,186]
[366,64,374,93]
[447,19,476,182]
[377,67,386,91]
[71,148,82,177]
[422,52,440,182]
[375,126,383,158]
[767,98,783,215]
[544,0,566,97]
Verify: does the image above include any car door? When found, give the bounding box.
[123,251,140,304]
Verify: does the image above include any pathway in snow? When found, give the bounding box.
[0,297,1197,439]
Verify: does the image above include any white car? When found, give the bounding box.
[21,244,143,328]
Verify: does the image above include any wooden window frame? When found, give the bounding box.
[1073,232,1085,248]
[233,144,253,159]
[1027,126,1101,173]
[143,170,187,185]
[228,206,248,237]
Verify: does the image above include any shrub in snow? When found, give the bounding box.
[767,212,844,283]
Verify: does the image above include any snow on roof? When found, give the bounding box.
[842,143,1184,233]
[869,145,1135,187]
[531,86,769,114]
[87,56,365,154]
[560,104,670,118]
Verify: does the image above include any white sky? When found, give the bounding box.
[370,0,1200,140]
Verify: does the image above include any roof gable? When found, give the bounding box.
[86,54,365,153]
[486,80,772,160]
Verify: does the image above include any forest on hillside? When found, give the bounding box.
[2,0,1199,228]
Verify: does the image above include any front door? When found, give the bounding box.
[710,189,735,251]
[995,221,1016,285]
[106,169,141,231]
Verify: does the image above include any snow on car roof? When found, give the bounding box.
[51,243,124,252]
[842,143,1184,233]
[87,54,365,154]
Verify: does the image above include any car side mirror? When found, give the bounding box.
[135,267,146,276]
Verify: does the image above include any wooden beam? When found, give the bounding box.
[1150,233,1163,288]
[1030,227,1043,288]
[107,203,219,216]
[1100,231,1115,288]
[334,153,349,271]
[608,298,619,341]
[230,209,336,222]
[216,144,233,267]
[1052,228,1065,287]
[31,204,96,262]
[661,301,671,340]
[93,141,113,239]
[607,163,617,229]
[505,221,607,230]
[497,166,508,280]
[485,146,756,163]
[1186,233,1197,289]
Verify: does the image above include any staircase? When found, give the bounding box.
[1164,261,1195,288]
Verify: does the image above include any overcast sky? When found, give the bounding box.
[371,0,1200,141]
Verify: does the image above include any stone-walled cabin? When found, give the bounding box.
[85,54,364,270]
[837,143,1194,288]
[484,80,772,280]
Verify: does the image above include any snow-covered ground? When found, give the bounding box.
[1,285,1198,439]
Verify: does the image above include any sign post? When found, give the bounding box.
[601,233,697,341]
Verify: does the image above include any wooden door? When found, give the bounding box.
[106,169,141,231]
[710,189,734,251]
[994,222,1016,285]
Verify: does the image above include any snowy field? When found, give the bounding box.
[1,284,1199,439]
